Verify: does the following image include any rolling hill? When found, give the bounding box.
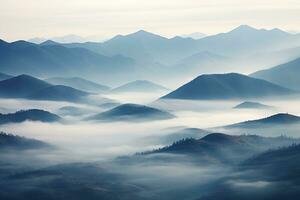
[233,101,273,109]
[0,109,61,124]
[87,103,175,122]
[161,73,295,100]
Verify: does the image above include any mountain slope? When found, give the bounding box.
[0,109,61,124]
[144,133,298,164]
[87,103,175,121]
[0,131,51,150]
[251,57,300,90]
[46,77,110,93]
[0,72,12,81]
[111,80,168,93]
[162,73,295,100]
[225,113,300,128]
[0,74,52,98]
[29,85,89,102]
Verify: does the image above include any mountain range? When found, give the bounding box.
[161,73,295,100]
[1,25,300,85]
[0,40,136,84]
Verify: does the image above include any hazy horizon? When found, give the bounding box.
[1,0,300,41]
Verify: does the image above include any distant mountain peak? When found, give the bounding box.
[129,30,166,38]
[40,40,60,46]
[230,25,258,33]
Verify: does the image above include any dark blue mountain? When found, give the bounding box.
[0,109,61,124]
[162,73,295,100]
[29,85,89,102]
[87,103,175,121]
[0,74,51,98]
[251,57,300,91]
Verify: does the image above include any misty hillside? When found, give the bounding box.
[171,51,231,75]
[58,106,93,116]
[0,74,52,98]
[162,73,295,100]
[0,132,51,150]
[87,103,175,121]
[0,109,61,124]
[46,77,110,93]
[110,80,168,93]
[251,57,300,91]
[146,133,299,164]
[233,101,273,109]
[28,85,89,102]
[226,113,300,128]
[0,72,12,81]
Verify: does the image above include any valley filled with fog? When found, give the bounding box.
[1,23,300,200]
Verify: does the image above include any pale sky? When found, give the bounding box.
[1,0,300,41]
